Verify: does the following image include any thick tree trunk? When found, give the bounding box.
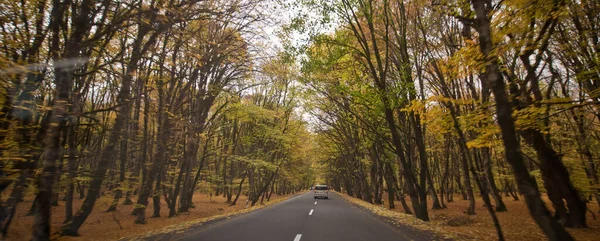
[51,152,65,207]
[183,145,209,212]
[411,113,434,215]
[60,6,160,235]
[441,142,451,207]
[482,149,507,212]
[446,105,476,214]
[0,167,31,238]
[384,162,396,209]
[152,174,162,218]
[33,60,69,241]
[371,157,381,204]
[470,1,573,240]
[227,159,235,203]
[64,122,79,222]
[169,151,189,217]
[456,167,467,200]
[428,169,442,210]
[78,183,85,200]
[267,181,275,202]
[61,80,131,235]
[231,172,247,206]
[383,105,428,220]
[131,31,172,225]
[33,0,86,238]
[107,137,128,212]
[470,157,505,241]
[521,129,587,228]
[396,178,413,215]
[251,161,284,206]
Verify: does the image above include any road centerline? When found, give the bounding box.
[314,201,317,205]
[174,192,427,241]
[294,234,302,241]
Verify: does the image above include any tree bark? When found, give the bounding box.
[34,0,92,238]
[60,4,161,234]
[106,136,128,212]
[470,1,573,240]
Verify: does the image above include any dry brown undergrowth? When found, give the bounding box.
[7,192,294,241]
[339,192,600,241]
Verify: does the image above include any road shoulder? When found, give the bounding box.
[336,192,455,241]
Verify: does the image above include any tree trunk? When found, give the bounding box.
[446,104,476,214]
[0,167,31,238]
[64,121,79,222]
[131,30,172,225]
[107,137,128,212]
[384,162,396,209]
[34,0,83,237]
[152,173,162,218]
[60,6,159,235]
[470,1,573,240]
[470,155,505,241]
[251,161,284,206]
[521,129,587,228]
[383,105,428,220]
[183,144,209,212]
[169,150,189,217]
[482,149,507,212]
[230,172,247,206]
[428,168,442,210]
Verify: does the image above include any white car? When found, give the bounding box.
[313,185,329,199]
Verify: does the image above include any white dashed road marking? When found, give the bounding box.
[294,234,302,241]
[309,209,314,215]
[314,201,317,205]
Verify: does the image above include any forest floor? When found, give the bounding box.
[7,192,293,241]
[340,192,600,241]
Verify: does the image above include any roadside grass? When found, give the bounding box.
[7,192,297,241]
[339,192,600,241]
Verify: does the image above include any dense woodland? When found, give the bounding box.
[0,0,599,241]
[0,0,315,240]
[297,0,600,241]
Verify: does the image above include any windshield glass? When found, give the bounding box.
[315,186,328,190]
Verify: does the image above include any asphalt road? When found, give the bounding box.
[172,191,435,241]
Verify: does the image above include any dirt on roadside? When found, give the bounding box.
[7,193,293,241]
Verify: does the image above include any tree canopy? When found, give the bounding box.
[1,0,599,241]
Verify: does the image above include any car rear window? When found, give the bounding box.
[315,186,328,190]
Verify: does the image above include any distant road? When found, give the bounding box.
[169,191,435,241]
